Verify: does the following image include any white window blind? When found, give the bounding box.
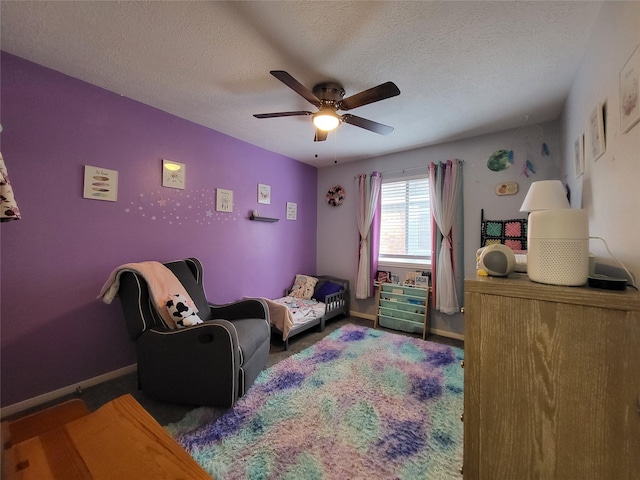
[379,176,431,265]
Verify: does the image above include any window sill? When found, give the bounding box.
[378,259,431,270]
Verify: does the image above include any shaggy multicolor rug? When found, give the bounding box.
[166,324,464,479]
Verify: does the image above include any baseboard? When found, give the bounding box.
[1,364,137,419]
[349,311,376,321]
[429,328,465,342]
[350,311,464,341]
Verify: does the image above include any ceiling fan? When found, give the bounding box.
[254,70,401,142]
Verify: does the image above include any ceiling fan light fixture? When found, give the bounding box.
[313,110,340,131]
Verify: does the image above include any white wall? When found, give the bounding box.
[561,1,640,284]
[317,120,561,337]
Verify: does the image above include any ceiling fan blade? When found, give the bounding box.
[253,111,313,119]
[314,128,328,142]
[338,81,400,111]
[341,114,394,135]
[270,70,322,107]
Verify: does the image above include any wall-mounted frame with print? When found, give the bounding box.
[162,159,185,189]
[286,202,297,220]
[83,165,118,201]
[574,132,585,178]
[216,188,233,212]
[258,184,271,204]
[620,44,640,134]
[588,103,605,161]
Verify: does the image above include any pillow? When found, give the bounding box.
[166,293,203,328]
[289,274,318,299]
[312,281,343,302]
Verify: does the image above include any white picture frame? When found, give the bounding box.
[620,44,640,134]
[216,188,233,212]
[83,165,118,201]
[286,202,297,220]
[162,159,185,189]
[588,103,605,161]
[258,184,271,204]
[574,133,585,178]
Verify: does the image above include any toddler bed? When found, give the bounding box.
[265,275,350,350]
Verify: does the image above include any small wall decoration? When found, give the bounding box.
[588,103,606,161]
[83,165,118,201]
[216,188,233,212]
[326,185,345,206]
[574,133,585,178]
[286,202,297,220]
[495,182,518,196]
[487,149,513,172]
[162,159,185,189]
[620,44,640,133]
[258,184,271,204]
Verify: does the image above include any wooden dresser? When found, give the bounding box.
[464,274,640,480]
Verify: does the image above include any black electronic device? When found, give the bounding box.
[587,274,627,290]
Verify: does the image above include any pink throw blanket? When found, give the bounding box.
[262,298,294,340]
[98,261,198,329]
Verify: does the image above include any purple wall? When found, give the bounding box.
[0,52,317,407]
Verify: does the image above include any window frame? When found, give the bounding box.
[377,173,432,269]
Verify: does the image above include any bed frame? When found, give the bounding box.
[273,275,350,350]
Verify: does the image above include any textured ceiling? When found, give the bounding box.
[1,1,603,167]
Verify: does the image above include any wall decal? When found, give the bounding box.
[125,188,242,226]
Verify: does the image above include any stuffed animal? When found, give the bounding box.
[166,294,203,328]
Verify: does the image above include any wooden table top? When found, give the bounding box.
[5,394,211,479]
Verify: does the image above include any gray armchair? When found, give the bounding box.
[117,257,270,407]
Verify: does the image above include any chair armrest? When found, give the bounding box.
[209,298,269,322]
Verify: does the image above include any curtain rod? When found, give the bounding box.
[353,166,424,179]
[381,166,427,175]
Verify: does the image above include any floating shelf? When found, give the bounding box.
[249,215,279,222]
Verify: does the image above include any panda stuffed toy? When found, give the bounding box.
[165,294,203,328]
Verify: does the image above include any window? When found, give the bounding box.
[378,175,431,266]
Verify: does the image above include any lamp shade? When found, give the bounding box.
[520,180,570,212]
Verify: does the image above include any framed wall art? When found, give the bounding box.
[620,44,640,133]
[286,202,297,220]
[83,165,118,201]
[574,132,585,178]
[162,159,185,189]
[216,188,233,212]
[588,103,605,161]
[258,184,271,204]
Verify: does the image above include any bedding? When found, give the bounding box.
[268,275,350,350]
